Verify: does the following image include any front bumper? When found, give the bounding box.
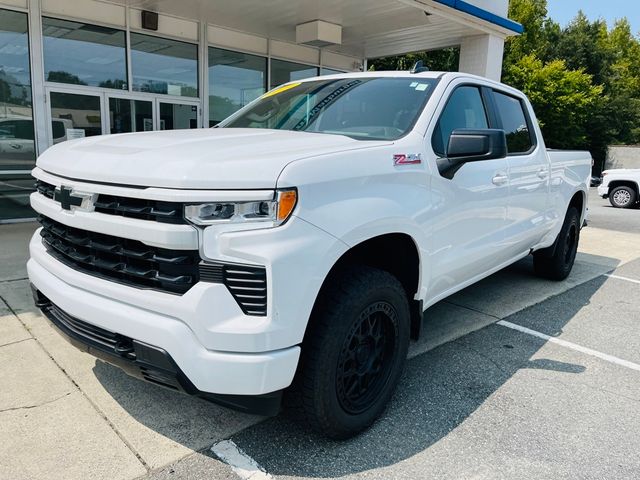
[597,184,609,198]
[28,252,300,397]
[32,286,282,415]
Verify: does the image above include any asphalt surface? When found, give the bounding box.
[588,187,640,234]
[143,189,640,480]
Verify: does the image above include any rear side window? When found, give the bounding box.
[432,86,488,157]
[493,91,533,154]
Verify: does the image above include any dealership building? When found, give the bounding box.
[0,0,521,221]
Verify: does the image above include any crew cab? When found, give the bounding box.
[597,168,640,208]
[28,72,591,439]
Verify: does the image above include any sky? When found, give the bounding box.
[546,0,640,34]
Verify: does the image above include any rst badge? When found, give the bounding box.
[393,154,422,166]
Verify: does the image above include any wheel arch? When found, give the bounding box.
[608,180,639,197]
[569,189,587,223]
[308,232,424,341]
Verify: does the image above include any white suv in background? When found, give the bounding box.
[598,169,640,208]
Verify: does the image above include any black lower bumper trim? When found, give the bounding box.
[31,285,282,416]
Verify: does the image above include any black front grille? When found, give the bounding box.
[94,194,185,224]
[200,263,267,316]
[35,180,186,224]
[39,215,200,294]
[36,179,55,199]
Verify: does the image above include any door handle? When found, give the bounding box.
[492,173,509,186]
[537,168,549,179]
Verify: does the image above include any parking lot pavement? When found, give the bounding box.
[0,221,35,282]
[587,187,640,235]
[1,189,639,479]
[227,322,640,480]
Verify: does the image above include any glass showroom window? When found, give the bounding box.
[270,59,318,89]
[130,33,198,97]
[0,9,36,221]
[42,17,127,89]
[209,47,266,126]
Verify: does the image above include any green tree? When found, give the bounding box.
[505,54,603,150]
[550,12,610,84]
[368,47,460,72]
[503,0,557,69]
[601,19,640,144]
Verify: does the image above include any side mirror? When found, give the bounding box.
[437,128,507,179]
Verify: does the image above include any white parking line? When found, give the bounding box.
[211,439,272,480]
[604,273,640,285]
[497,320,640,372]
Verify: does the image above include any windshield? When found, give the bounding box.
[218,77,438,140]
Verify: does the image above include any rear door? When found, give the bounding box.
[425,82,512,301]
[491,89,549,256]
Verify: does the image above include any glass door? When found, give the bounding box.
[46,88,105,145]
[46,88,201,147]
[107,96,154,134]
[157,100,200,130]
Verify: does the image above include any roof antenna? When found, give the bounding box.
[411,60,429,74]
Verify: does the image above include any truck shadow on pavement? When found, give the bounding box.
[93,260,611,477]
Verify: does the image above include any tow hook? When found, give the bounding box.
[114,339,136,359]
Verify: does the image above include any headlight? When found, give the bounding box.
[184,188,297,226]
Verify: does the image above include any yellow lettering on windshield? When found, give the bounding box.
[262,82,302,98]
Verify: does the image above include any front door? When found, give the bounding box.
[425,83,512,302]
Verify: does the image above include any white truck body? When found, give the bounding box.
[27,72,591,433]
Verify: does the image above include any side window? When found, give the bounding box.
[493,91,533,154]
[432,86,488,157]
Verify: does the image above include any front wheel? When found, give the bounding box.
[609,186,637,208]
[533,206,580,281]
[296,265,410,439]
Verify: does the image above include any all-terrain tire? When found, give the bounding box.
[293,265,410,439]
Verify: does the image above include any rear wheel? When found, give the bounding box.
[295,265,410,439]
[609,186,637,208]
[533,207,580,281]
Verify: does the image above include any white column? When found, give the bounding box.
[28,0,49,155]
[458,34,505,82]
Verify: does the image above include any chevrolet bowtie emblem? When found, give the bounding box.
[54,186,87,210]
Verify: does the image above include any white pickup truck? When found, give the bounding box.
[28,72,591,438]
[597,169,640,208]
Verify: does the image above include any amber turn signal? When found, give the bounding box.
[277,189,297,223]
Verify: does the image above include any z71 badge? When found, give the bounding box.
[393,153,422,166]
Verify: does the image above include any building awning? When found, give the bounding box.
[109,0,522,59]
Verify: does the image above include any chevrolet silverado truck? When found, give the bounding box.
[28,72,591,439]
[597,168,640,208]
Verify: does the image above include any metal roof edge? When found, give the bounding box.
[433,0,524,34]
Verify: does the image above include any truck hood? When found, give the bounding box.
[37,128,387,189]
